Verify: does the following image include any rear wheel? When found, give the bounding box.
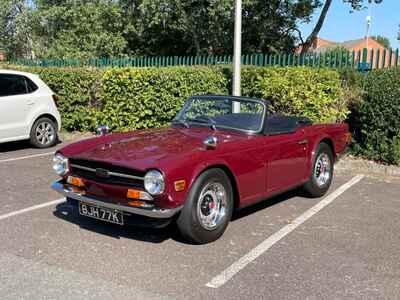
[177,168,233,244]
[302,142,334,198]
[29,117,57,148]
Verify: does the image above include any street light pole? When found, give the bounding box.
[232,0,242,97]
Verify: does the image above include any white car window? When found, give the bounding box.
[0,74,38,97]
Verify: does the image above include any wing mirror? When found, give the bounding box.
[97,125,109,136]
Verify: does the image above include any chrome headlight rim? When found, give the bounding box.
[144,169,165,195]
[52,153,69,176]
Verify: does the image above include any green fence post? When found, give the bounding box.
[286,53,291,66]
[338,51,343,68]
[388,48,393,67]
[370,49,374,67]
[362,48,368,68]
[281,54,286,66]
[256,53,261,66]
[356,50,361,69]
[395,49,399,67]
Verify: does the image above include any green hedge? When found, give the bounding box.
[352,68,400,165]
[242,67,348,123]
[98,67,228,130]
[2,65,348,132]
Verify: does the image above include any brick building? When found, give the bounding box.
[297,36,396,68]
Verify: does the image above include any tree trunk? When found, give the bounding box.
[301,0,332,54]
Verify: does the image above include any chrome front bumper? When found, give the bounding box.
[51,181,182,219]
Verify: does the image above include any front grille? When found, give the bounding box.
[69,158,145,188]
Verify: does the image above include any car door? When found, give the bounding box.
[264,129,308,194]
[0,74,34,141]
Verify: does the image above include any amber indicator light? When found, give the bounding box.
[127,189,141,199]
[128,200,146,207]
[174,180,186,192]
[67,176,85,187]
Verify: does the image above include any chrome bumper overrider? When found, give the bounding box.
[51,181,182,219]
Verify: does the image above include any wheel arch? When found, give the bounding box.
[194,164,241,211]
[30,113,59,133]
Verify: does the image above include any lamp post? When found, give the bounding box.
[232,0,242,97]
[232,0,242,113]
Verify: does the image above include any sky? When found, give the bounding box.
[299,0,399,48]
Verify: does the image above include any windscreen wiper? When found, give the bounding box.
[190,116,217,131]
[172,119,189,128]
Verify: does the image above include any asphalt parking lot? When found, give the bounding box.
[1,139,400,300]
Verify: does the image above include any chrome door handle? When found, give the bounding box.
[298,139,308,145]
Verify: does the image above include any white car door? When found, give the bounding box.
[0,74,33,141]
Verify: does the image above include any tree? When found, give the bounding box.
[0,0,33,59]
[32,0,128,59]
[131,0,320,56]
[372,35,390,48]
[2,0,326,59]
[301,0,384,54]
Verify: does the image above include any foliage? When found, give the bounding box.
[241,66,349,123]
[372,35,391,49]
[31,1,128,59]
[0,0,33,59]
[1,0,323,59]
[98,67,228,130]
[352,68,400,165]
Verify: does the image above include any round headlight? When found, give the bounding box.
[52,154,69,176]
[144,170,165,195]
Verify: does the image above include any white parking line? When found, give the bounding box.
[0,198,65,221]
[0,152,54,164]
[206,174,365,289]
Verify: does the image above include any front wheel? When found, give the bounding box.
[302,142,334,198]
[177,169,233,244]
[29,117,57,148]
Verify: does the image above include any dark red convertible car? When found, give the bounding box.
[52,95,351,243]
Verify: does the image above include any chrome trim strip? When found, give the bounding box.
[51,181,181,219]
[70,164,144,181]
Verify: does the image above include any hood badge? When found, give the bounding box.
[203,136,218,149]
[95,168,110,178]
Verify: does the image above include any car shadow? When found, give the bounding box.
[53,202,178,244]
[53,188,305,245]
[0,139,62,154]
[0,140,32,153]
[232,187,301,221]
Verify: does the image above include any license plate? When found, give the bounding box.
[79,202,124,225]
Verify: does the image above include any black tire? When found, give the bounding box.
[177,168,234,244]
[302,142,334,198]
[29,117,58,148]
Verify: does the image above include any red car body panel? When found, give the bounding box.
[58,122,349,211]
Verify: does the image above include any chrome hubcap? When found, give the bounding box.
[197,182,227,230]
[314,153,331,187]
[35,122,55,145]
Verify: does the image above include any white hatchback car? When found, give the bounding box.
[0,70,61,148]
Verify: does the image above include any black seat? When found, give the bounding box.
[265,114,312,135]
